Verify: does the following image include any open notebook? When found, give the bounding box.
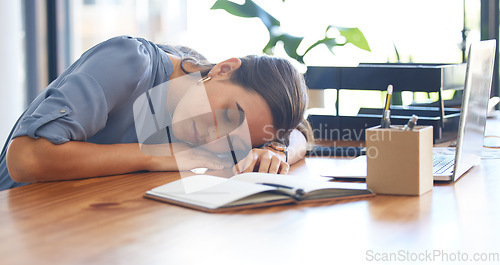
[144,172,374,212]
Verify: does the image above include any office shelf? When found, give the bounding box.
[305,63,466,143]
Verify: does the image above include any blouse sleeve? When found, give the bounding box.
[12,36,152,144]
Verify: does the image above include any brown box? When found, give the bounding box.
[365,125,433,196]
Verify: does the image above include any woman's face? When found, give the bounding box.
[171,58,276,152]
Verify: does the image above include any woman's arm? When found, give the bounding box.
[6,136,227,183]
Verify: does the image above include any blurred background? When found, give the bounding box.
[0,0,497,144]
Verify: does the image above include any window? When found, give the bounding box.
[0,1,25,143]
[69,0,187,63]
[48,0,495,114]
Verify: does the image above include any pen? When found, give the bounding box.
[258,183,306,200]
[381,109,391,128]
[403,114,418,131]
[381,85,393,128]
[226,135,240,173]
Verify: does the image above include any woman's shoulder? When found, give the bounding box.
[82,36,157,62]
[74,36,159,75]
[70,36,172,93]
[101,35,149,47]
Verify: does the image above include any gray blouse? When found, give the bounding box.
[0,36,174,190]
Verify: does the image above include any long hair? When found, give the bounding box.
[231,55,311,144]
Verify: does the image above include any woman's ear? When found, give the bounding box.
[210,58,242,80]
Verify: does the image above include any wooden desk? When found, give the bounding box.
[1,114,500,264]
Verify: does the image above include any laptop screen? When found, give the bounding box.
[453,40,496,181]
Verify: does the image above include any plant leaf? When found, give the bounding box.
[210,0,280,30]
[319,37,341,51]
[335,26,371,52]
[263,35,280,55]
[301,37,339,60]
[279,33,304,61]
[210,2,371,65]
[262,32,304,62]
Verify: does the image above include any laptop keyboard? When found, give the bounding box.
[433,155,455,175]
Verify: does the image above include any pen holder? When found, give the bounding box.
[365,125,433,196]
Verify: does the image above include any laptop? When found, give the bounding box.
[319,39,496,182]
[432,39,496,181]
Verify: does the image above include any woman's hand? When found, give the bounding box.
[233,148,289,175]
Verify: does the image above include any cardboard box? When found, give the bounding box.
[366,125,433,195]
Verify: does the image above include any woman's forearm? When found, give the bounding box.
[6,136,165,183]
[6,129,308,183]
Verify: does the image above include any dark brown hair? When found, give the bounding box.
[231,55,312,144]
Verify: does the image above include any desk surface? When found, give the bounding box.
[1,114,500,265]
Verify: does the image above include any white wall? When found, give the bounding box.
[0,1,24,146]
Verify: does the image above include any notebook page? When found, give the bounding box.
[149,175,276,209]
[231,172,368,193]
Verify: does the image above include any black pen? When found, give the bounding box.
[226,135,240,173]
[258,183,306,200]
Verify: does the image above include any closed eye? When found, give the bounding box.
[236,102,245,125]
[223,103,245,125]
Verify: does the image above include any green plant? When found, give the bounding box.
[211,0,371,64]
